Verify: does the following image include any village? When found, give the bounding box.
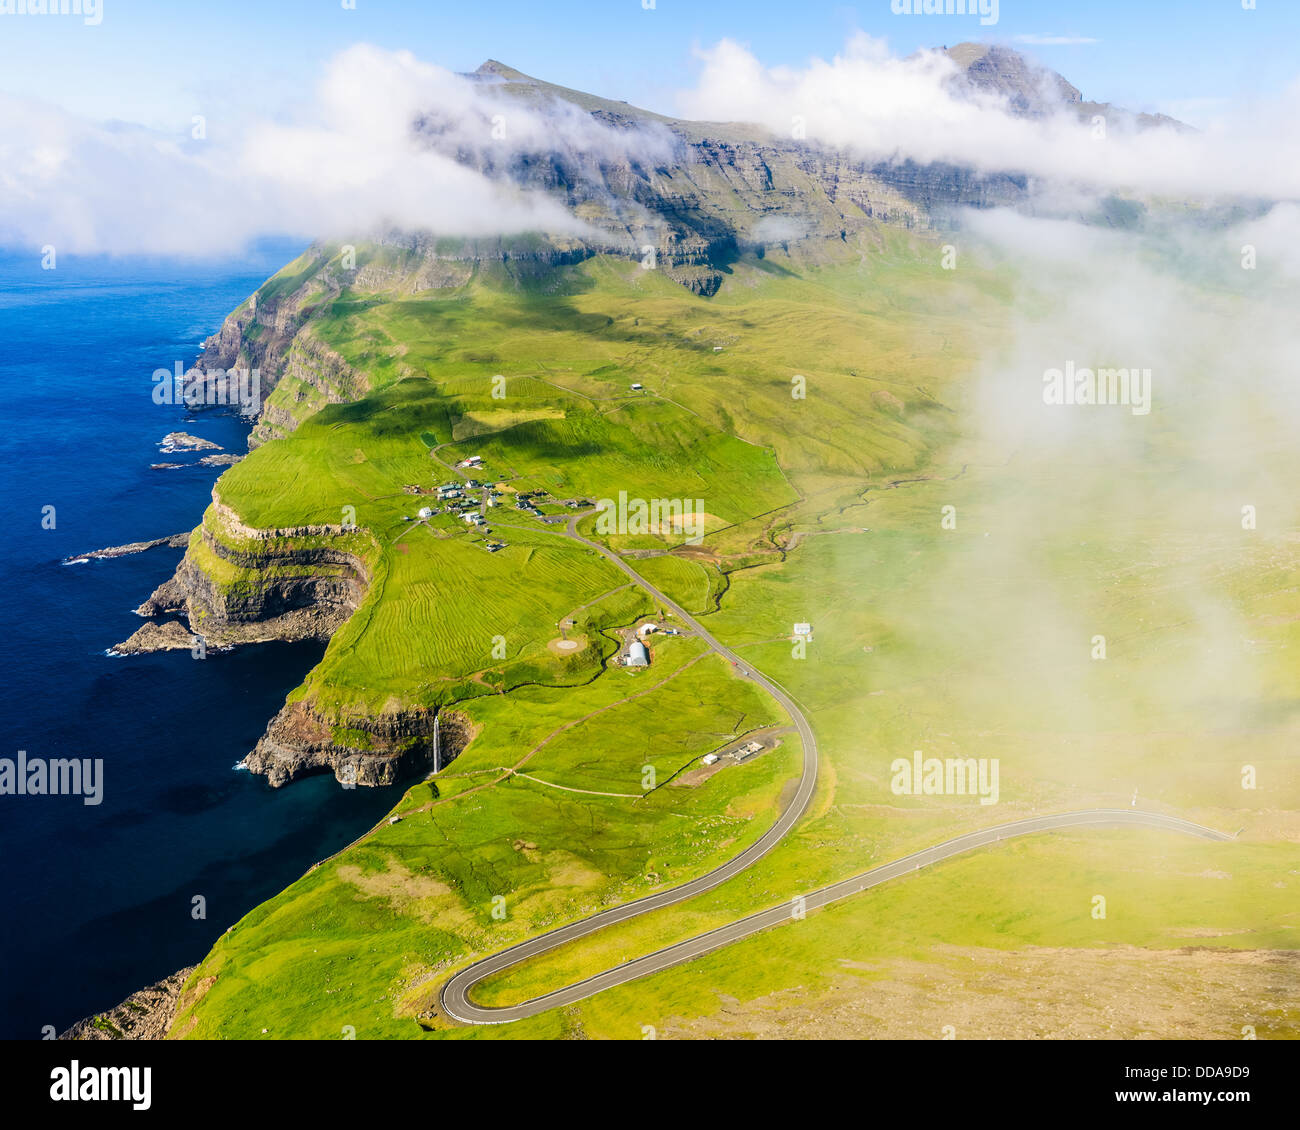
[399,451,593,555]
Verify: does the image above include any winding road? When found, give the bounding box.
[438,497,1234,1026]
[442,807,1232,1024]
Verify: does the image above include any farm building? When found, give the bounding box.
[627,641,649,667]
[637,622,658,638]
[417,507,434,519]
[793,622,813,639]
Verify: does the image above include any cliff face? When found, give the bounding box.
[128,493,370,649]
[179,58,1035,443]
[189,280,369,448]
[59,967,196,1041]
[245,700,474,788]
[119,492,463,787]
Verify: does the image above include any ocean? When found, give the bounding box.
[0,245,402,1039]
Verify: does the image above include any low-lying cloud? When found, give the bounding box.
[0,45,671,256]
[677,32,1300,203]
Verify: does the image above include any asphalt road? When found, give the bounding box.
[442,807,1231,1024]
[439,515,1232,1025]
[438,515,820,1022]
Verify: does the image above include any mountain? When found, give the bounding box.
[183,46,1189,454]
[419,57,1029,291]
[95,45,1293,1046]
[943,42,1082,115]
[943,41,1188,131]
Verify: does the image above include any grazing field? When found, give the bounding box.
[461,830,1300,1041]
[626,554,719,615]
[170,636,801,1040]
[172,234,1299,1040]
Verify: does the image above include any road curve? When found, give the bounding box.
[437,514,822,1021]
[439,514,1231,1025]
[441,807,1231,1024]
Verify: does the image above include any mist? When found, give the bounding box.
[0,44,674,257]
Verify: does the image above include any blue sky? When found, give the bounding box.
[2,0,1297,131]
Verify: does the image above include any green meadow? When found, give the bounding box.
[173,234,1298,1039]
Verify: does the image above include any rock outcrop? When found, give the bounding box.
[245,700,474,788]
[59,966,195,1041]
[119,491,466,788]
[64,532,189,564]
[126,493,370,652]
[159,432,221,453]
[111,620,197,656]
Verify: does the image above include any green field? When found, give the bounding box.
[169,231,1299,1040]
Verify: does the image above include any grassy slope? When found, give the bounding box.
[173,233,1298,1039]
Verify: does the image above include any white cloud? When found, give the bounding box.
[0,45,671,256]
[676,32,1300,202]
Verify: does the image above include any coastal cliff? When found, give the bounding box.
[119,490,466,788]
[59,967,196,1041]
[119,492,370,652]
[245,700,473,787]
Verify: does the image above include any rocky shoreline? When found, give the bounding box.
[110,488,467,787]
[64,532,190,565]
[59,966,195,1041]
[158,431,221,453]
[246,699,472,788]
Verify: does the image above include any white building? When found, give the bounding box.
[627,641,649,667]
[417,507,434,519]
[793,622,812,639]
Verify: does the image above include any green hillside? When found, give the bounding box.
[166,227,1299,1040]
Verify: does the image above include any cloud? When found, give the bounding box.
[0,45,672,256]
[676,32,1300,202]
[890,202,1300,744]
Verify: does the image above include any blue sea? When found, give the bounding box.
[0,246,402,1039]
